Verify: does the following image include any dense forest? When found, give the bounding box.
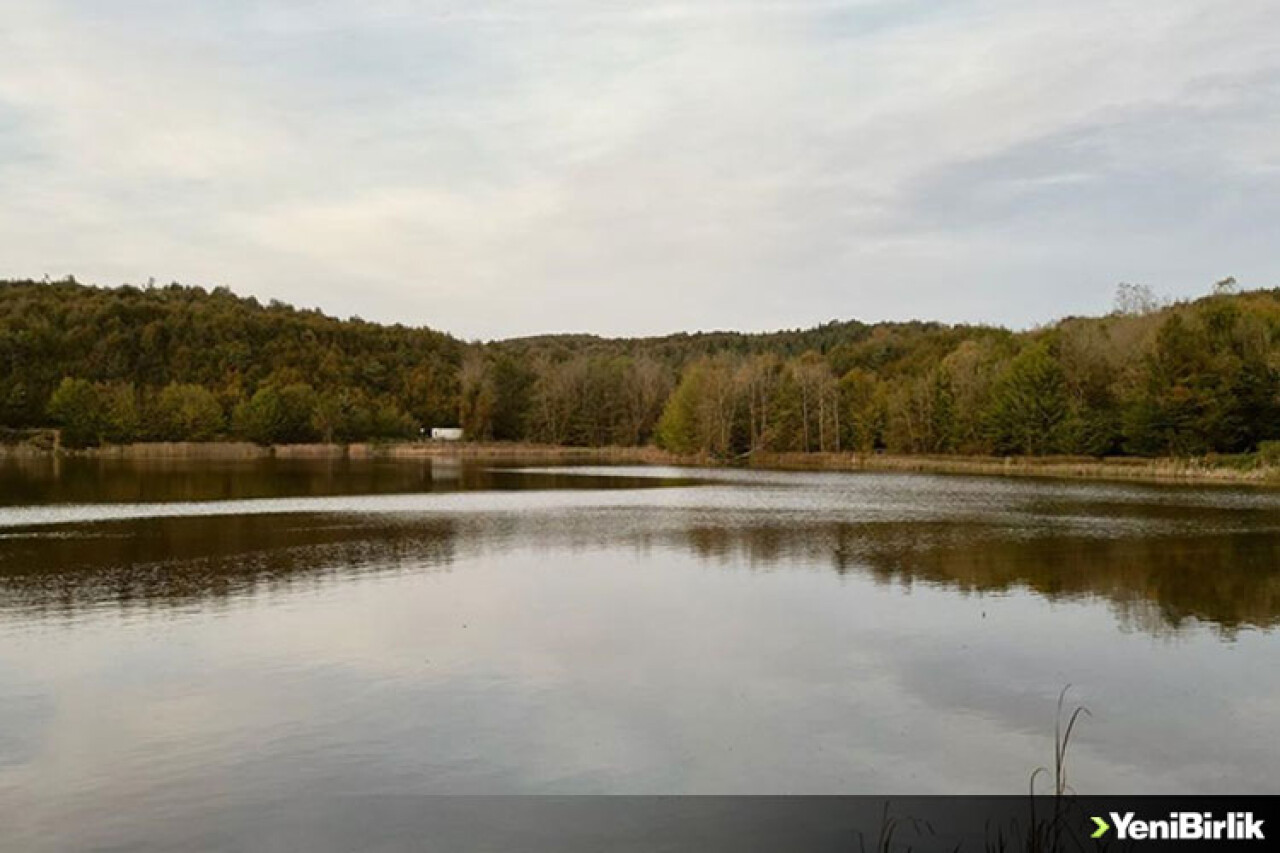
[3,278,1280,458]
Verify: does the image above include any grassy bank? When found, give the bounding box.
[745,451,1280,485]
[747,448,1280,481]
[1,439,677,465]
[4,437,1279,485]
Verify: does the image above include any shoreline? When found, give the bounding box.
[742,451,1280,486]
[0,440,677,465]
[3,439,1279,486]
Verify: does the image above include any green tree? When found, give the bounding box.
[312,389,371,443]
[457,351,494,440]
[233,383,317,445]
[655,356,741,456]
[155,382,224,440]
[838,368,884,452]
[985,343,1069,455]
[655,366,703,454]
[1,381,31,427]
[369,397,416,439]
[101,383,141,444]
[10,277,1280,460]
[47,377,104,448]
[1123,314,1217,456]
[490,353,534,441]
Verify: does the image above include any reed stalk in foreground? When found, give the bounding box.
[860,686,1092,853]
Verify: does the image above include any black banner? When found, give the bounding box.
[207,795,1280,851]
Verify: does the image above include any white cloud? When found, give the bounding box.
[1,0,1277,337]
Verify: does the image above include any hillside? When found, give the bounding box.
[4,278,1280,458]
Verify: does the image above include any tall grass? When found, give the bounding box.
[860,686,1093,853]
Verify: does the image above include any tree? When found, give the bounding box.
[155,383,224,440]
[528,356,580,445]
[735,354,780,452]
[101,383,141,444]
[47,377,104,448]
[1124,307,1280,455]
[655,356,741,457]
[985,343,1069,455]
[655,367,702,454]
[624,355,672,446]
[233,382,317,445]
[789,353,839,452]
[1,381,32,427]
[838,368,884,452]
[885,372,951,453]
[457,351,495,440]
[1213,276,1238,296]
[312,388,371,443]
[10,277,1280,460]
[1114,283,1161,316]
[939,340,1000,454]
[1055,322,1123,455]
[490,354,534,441]
[370,398,415,439]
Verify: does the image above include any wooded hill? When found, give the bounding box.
[4,278,1280,457]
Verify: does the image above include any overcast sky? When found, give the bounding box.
[2,1,1277,340]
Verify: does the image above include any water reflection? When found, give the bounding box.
[0,514,460,618]
[663,520,1280,635]
[0,456,701,506]
[2,491,1278,635]
[1,459,1279,847]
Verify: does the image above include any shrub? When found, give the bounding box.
[1259,441,1280,466]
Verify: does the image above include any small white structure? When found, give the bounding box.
[430,427,464,441]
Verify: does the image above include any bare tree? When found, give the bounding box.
[1113,282,1161,316]
[735,353,780,452]
[529,356,581,444]
[791,353,838,452]
[1213,276,1238,296]
[624,355,672,445]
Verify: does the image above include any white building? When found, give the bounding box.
[429,427,464,441]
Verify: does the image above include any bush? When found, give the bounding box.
[1259,441,1280,466]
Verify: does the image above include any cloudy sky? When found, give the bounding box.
[2,1,1277,339]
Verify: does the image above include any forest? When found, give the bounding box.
[3,277,1280,458]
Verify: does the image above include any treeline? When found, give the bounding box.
[4,278,1280,457]
[0,279,460,446]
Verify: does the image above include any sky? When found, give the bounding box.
[1,1,1277,340]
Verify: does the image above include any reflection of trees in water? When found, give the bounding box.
[0,514,460,617]
[666,520,1280,635]
[0,457,697,506]
[4,510,1278,635]
[0,456,436,505]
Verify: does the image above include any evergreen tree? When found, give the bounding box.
[985,343,1069,455]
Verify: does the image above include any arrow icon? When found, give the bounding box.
[1091,816,1110,839]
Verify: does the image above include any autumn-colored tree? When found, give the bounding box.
[11,279,1280,458]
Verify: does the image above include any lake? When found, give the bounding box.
[1,456,1278,849]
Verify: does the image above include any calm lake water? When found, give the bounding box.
[1,456,1278,848]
